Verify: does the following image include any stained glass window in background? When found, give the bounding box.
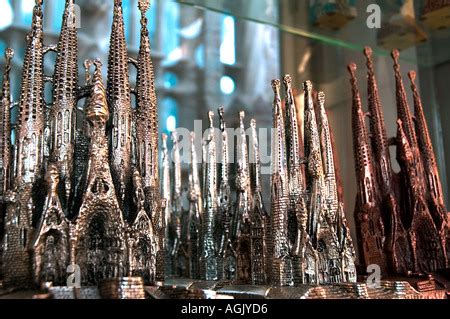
[0,0,13,31]
[220,16,235,65]
[20,0,34,25]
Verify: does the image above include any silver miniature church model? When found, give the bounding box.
[0,0,164,288]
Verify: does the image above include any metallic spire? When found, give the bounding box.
[364,47,393,196]
[408,71,446,212]
[303,80,323,247]
[136,0,159,189]
[284,74,304,195]
[348,63,387,270]
[107,0,133,208]
[16,0,45,184]
[392,50,417,147]
[217,107,232,279]
[0,48,14,195]
[317,91,338,220]
[201,111,218,280]
[235,111,252,284]
[50,0,79,202]
[270,79,292,286]
[187,132,202,278]
[249,118,269,285]
[171,130,183,274]
[161,132,172,272]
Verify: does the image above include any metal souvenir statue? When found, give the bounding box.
[186,132,202,279]
[249,118,270,285]
[234,111,252,284]
[270,79,293,286]
[217,107,235,281]
[0,0,164,289]
[200,112,219,281]
[350,47,448,277]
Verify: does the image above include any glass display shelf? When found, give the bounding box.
[177,0,450,67]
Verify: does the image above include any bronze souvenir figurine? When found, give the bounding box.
[349,47,448,278]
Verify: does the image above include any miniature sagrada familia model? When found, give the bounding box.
[0,0,164,288]
[165,75,356,286]
[349,47,448,276]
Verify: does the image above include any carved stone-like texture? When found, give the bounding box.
[350,48,448,276]
[0,1,163,289]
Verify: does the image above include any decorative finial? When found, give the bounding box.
[303,80,313,92]
[347,63,357,81]
[391,49,401,73]
[5,48,14,61]
[408,70,416,84]
[250,118,256,129]
[218,106,226,131]
[283,74,292,86]
[318,91,325,105]
[208,111,214,129]
[271,79,281,91]
[239,111,245,125]
[138,0,150,13]
[363,47,375,75]
[162,133,168,146]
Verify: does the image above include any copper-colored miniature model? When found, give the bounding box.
[0,0,164,288]
[350,47,448,277]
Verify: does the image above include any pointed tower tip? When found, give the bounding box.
[408,70,416,83]
[283,74,292,86]
[271,79,281,91]
[218,106,225,131]
[250,118,256,128]
[162,133,168,144]
[391,49,400,64]
[318,91,325,104]
[86,60,109,122]
[347,63,357,75]
[5,48,14,60]
[363,46,372,58]
[138,0,150,13]
[302,80,313,92]
[208,111,214,128]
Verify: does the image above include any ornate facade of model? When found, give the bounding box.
[0,0,163,288]
[165,77,356,286]
[350,47,448,276]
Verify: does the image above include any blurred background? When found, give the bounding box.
[0,0,449,261]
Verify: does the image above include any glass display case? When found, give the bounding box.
[176,0,450,239]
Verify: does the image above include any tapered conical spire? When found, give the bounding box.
[408,71,446,212]
[136,0,159,189]
[317,91,339,219]
[392,50,417,148]
[201,111,218,280]
[270,79,292,286]
[364,47,393,196]
[107,0,132,208]
[348,63,387,271]
[16,0,45,184]
[50,0,79,202]
[303,80,323,247]
[0,48,14,195]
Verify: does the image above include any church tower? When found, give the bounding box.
[73,61,127,285]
